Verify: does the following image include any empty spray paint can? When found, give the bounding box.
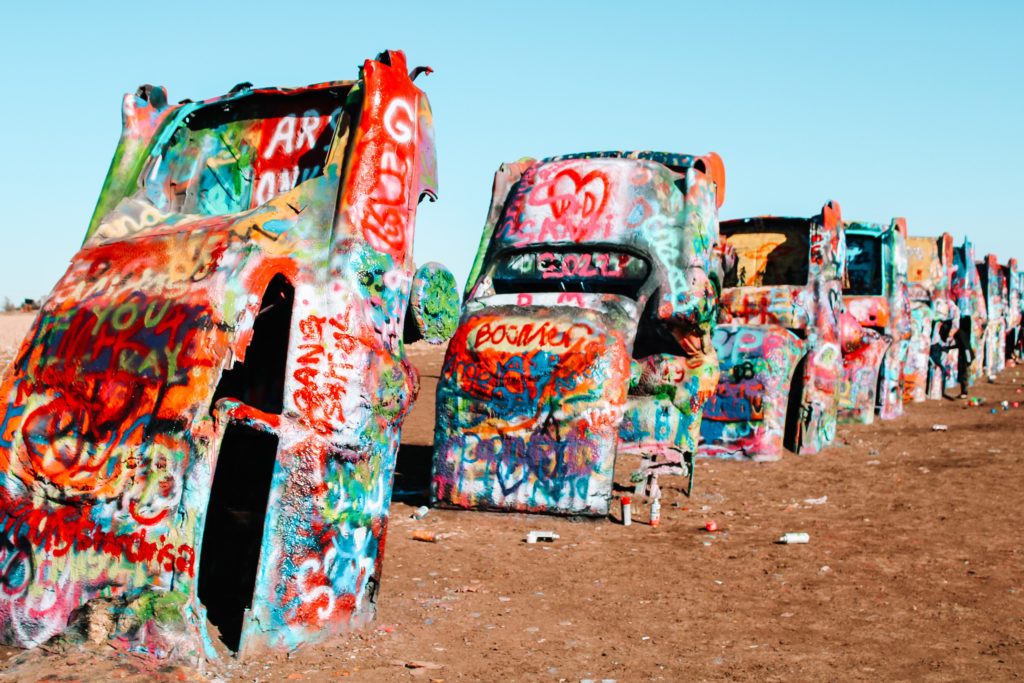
[650,499,661,527]
[413,529,436,543]
[621,496,632,526]
[778,532,810,544]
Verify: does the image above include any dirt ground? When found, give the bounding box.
[1,318,1022,681]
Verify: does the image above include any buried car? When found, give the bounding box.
[699,201,845,460]
[1004,259,1020,359]
[0,51,459,658]
[838,218,911,422]
[432,151,725,515]
[978,253,1008,377]
[904,233,958,401]
[953,238,988,384]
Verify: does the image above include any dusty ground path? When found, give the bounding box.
[1,342,1023,681]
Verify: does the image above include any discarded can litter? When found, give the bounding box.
[778,533,810,544]
[526,530,559,544]
[705,520,718,532]
[621,496,632,526]
[412,505,429,519]
[931,424,948,431]
[413,529,436,543]
[650,499,661,528]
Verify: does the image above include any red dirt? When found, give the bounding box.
[2,340,1023,681]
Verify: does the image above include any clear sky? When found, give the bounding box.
[1,1,1021,303]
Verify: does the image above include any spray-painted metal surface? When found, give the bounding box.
[1004,259,1020,360]
[433,151,725,515]
[699,201,844,460]
[839,218,910,422]
[952,239,988,384]
[904,233,957,401]
[0,51,458,659]
[978,254,1008,376]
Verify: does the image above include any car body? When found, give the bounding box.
[698,202,844,460]
[1004,259,1020,359]
[838,218,911,422]
[978,254,1008,376]
[952,239,988,384]
[432,151,725,515]
[0,51,458,658]
[904,233,957,401]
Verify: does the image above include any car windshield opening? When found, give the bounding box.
[721,218,810,287]
[147,88,350,216]
[490,249,649,299]
[845,234,884,296]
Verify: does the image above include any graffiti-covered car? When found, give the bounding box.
[1003,259,1020,359]
[0,51,459,659]
[432,151,725,515]
[952,238,988,384]
[838,218,911,422]
[978,254,1008,376]
[699,202,844,460]
[904,233,957,401]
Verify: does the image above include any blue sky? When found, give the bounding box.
[1,1,1021,303]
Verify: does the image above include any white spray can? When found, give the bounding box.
[778,532,810,544]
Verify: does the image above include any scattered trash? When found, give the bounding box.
[1014,402,1020,408]
[819,565,831,573]
[777,532,810,544]
[413,529,437,543]
[705,520,718,532]
[650,499,661,527]
[526,530,559,544]
[931,424,947,431]
[412,505,430,519]
[803,495,828,505]
[621,496,632,526]
[990,408,997,414]
[988,374,997,383]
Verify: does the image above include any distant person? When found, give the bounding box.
[954,315,974,398]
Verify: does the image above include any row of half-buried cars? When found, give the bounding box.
[0,51,1020,662]
[431,160,1024,513]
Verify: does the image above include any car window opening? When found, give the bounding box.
[490,249,649,300]
[211,273,293,414]
[720,218,810,288]
[845,234,884,296]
